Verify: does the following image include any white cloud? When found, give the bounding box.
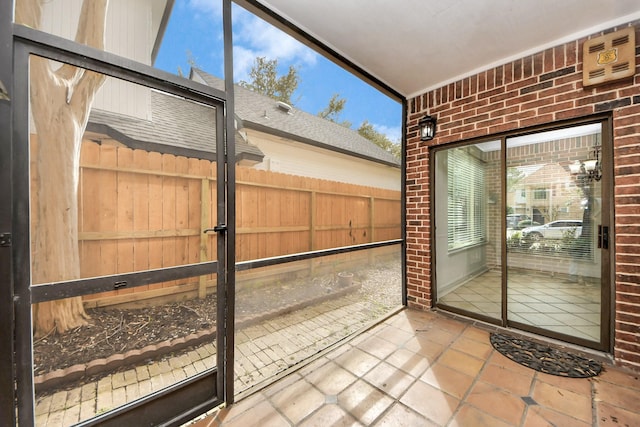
[181,3,318,82]
[231,7,317,82]
[186,0,222,18]
[373,123,402,144]
[233,46,258,82]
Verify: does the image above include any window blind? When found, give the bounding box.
[447,148,486,250]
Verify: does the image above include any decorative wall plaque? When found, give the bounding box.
[583,26,636,87]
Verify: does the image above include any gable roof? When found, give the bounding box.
[191,68,400,168]
[87,90,264,164]
[522,163,570,186]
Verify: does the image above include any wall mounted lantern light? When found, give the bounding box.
[419,115,437,141]
[569,145,602,182]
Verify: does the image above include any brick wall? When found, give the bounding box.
[406,21,640,370]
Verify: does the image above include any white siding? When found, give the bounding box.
[39,0,82,43]
[248,130,401,191]
[94,80,151,121]
[39,0,160,120]
[39,0,156,63]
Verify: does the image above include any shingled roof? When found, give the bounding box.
[87,90,264,164]
[191,68,400,168]
[87,71,400,168]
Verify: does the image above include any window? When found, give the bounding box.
[533,188,547,199]
[447,147,486,250]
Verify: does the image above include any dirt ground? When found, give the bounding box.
[33,261,401,377]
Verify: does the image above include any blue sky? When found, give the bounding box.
[154,1,402,143]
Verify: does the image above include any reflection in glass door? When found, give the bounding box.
[506,123,605,345]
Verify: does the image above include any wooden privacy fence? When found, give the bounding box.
[64,141,401,307]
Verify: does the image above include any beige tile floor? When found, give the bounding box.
[438,269,601,341]
[190,309,640,426]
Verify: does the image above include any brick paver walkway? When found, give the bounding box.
[34,290,400,426]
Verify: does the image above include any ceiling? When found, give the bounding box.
[246,0,640,99]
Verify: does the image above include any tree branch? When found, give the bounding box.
[14,0,43,29]
[20,0,110,336]
[71,0,108,108]
[75,0,108,49]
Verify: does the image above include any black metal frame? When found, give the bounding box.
[233,0,408,311]
[10,5,232,425]
[430,114,614,353]
[401,101,408,306]
[236,240,402,272]
[0,1,15,426]
[12,25,34,427]
[222,0,408,402]
[1,0,408,424]
[221,0,236,404]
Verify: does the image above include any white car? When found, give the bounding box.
[521,220,582,241]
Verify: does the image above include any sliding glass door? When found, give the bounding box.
[434,119,611,350]
[506,123,608,347]
[435,141,502,322]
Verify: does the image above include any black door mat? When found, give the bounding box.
[490,332,602,378]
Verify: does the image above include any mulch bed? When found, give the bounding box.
[490,332,602,378]
[33,295,218,378]
[33,268,381,378]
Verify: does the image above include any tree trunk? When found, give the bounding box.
[17,0,109,337]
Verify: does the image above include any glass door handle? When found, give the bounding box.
[598,225,609,249]
[203,224,227,234]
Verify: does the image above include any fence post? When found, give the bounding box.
[369,196,375,265]
[310,190,316,251]
[199,178,210,299]
[310,190,316,275]
[369,196,375,243]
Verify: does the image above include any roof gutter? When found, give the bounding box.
[86,121,263,165]
[151,0,176,65]
[243,121,401,169]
